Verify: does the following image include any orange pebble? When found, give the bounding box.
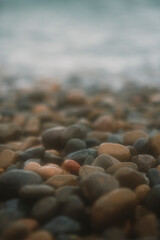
[24,162,41,173]
[62,159,80,175]
[38,166,63,180]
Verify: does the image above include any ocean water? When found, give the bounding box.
[0,0,160,89]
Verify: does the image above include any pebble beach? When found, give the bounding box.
[0,83,160,240]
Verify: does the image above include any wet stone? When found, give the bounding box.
[79,165,105,178]
[0,123,21,143]
[18,146,45,162]
[91,154,120,170]
[132,154,157,172]
[0,169,42,199]
[84,138,100,148]
[65,138,86,154]
[66,149,98,165]
[19,184,55,200]
[106,162,138,174]
[145,185,160,216]
[134,138,151,154]
[46,174,78,188]
[31,196,58,223]
[147,168,160,187]
[135,184,151,203]
[80,172,119,202]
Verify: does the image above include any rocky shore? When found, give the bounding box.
[0,82,160,240]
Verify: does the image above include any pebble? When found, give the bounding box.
[132,154,157,172]
[147,168,160,187]
[0,149,18,169]
[91,154,120,169]
[24,116,41,136]
[107,134,123,144]
[24,162,41,173]
[135,184,151,203]
[0,123,21,143]
[46,174,78,188]
[86,131,108,142]
[114,167,148,189]
[18,146,45,162]
[37,165,63,180]
[150,133,160,156]
[0,170,42,199]
[66,149,98,165]
[25,230,54,240]
[19,184,55,200]
[84,138,101,148]
[91,188,138,230]
[65,138,86,154]
[43,216,81,235]
[31,196,58,223]
[20,137,41,151]
[79,165,104,178]
[145,184,160,215]
[62,159,80,175]
[123,130,149,146]
[134,138,151,154]
[93,115,117,132]
[106,162,137,174]
[98,143,131,162]
[42,126,66,150]
[80,172,119,202]
[43,151,63,165]
[55,186,80,203]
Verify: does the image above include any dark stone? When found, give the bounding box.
[7,164,17,171]
[91,154,120,170]
[83,155,95,165]
[147,168,160,187]
[0,170,42,199]
[107,134,123,144]
[0,123,21,143]
[43,216,81,235]
[134,138,151,154]
[65,138,86,154]
[132,155,157,172]
[66,149,98,165]
[43,151,63,165]
[18,146,45,162]
[56,186,81,203]
[84,138,100,148]
[145,185,160,216]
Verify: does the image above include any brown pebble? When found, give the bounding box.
[24,117,41,136]
[123,130,149,146]
[62,159,80,175]
[132,154,157,172]
[98,143,131,162]
[87,131,109,142]
[7,141,22,151]
[20,137,41,151]
[0,149,18,169]
[135,184,151,203]
[106,162,137,174]
[93,115,117,132]
[79,165,105,178]
[150,134,160,156]
[25,230,54,240]
[0,168,4,174]
[24,162,41,173]
[0,123,21,143]
[37,165,63,180]
[91,154,120,169]
[91,188,138,230]
[46,174,78,188]
[66,89,87,105]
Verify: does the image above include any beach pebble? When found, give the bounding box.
[98,143,131,162]
[91,154,120,169]
[134,138,151,154]
[31,196,58,223]
[87,131,108,142]
[93,115,117,132]
[0,170,42,199]
[123,130,149,146]
[80,172,119,202]
[0,123,21,143]
[145,185,160,215]
[19,184,55,199]
[106,162,137,174]
[18,146,45,162]
[132,154,157,172]
[25,230,54,240]
[24,116,41,136]
[0,149,18,169]
[114,167,148,189]
[91,188,138,230]
[46,174,78,188]
[150,133,160,156]
[62,159,80,175]
[43,216,81,235]
[20,137,41,151]
[135,184,151,203]
[24,162,41,173]
[66,149,97,165]
[79,165,104,178]
[84,138,100,148]
[65,138,86,154]
[147,168,160,187]
[107,134,123,144]
[43,151,63,165]
[42,126,66,150]
[38,165,63,180]
[66,89,87,105]
[56,186,80,203]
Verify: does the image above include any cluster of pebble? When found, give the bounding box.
[1,84,160,240]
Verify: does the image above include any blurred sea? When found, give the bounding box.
[0,0,160,90]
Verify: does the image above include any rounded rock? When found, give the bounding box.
[65,138,86,154]
[46,174,78,188]
[123,130,149,146]
[79,165,105,178]
[62,159,80,175]
[37,165,63,180]
[0,123,21,143]
[132,154,157,172]
[150,134,160,156]
[106,162,137,174]
[0,150,18,169]
[135,184,151,203]
[91,154,120,170]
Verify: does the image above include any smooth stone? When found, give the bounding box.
[61,124,87,145]
[132,155,157,172]
[31,197,58,223]
[24,158,42,166]
[0,149,18,169]
[84,138,100,148]
[147,168,160,187]
[24,162,41,173]
[46,174,78,188]
[18,146,45,162]
[43,151,63,165]
[43,216,81,235]
[91,188,138,230]
[61,195,86,221]
[65,138,86,154]
[123,130,149,146]
[42,126,66,150]
[93,115,117,132]
[19,184,55,199]
[0,170,42,199]
[25,230,54,240]
[107,134,123,144]
[91,154,120,170]
[66,149,98,165]
[145,185,160,215]
[80,172,119,202]
[134,138,151,154]
[150,134,160,156]
[56,186,80,203]
[66,89,87,105]
[0,123,21,143]
[7,164,17,171]
[62,159,80,175]
[135,184,151,203]
[79,165,105,178]
[114,167,148,189]
[20,136,41,151]
[83,155,95,165]
[37,165,63,180]
[24,116,41,135]
[87,131,108,142]
[98,143,131,162]
[106,162,137,174]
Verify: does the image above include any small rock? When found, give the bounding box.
[134,138,151,154]
[80,172,119,202]
[84,138,100,148]
[91,188,138,230]
[38,165,63,180]
[62,159,80,175]
[20,137,41,151]
[24,162,41,173]
[19,184,55,200]
[87,131,108,142]
[79,165,104,178]
[43,151,63,165]
[132,155,157,172]
[66,89,87,105]
[0,149,18,169]
[93,115,117,132]
[43,216,81,235]
[106,162,137,174]
[147,168,160,187]
[135,184,151,203]
[66,149,98,165]
[145,185,160,215]
[114,167,148,189]
[31,196,58,223]
[24,116,41,136]
[65,138,86,154]
[56,186,80,203]
[107,134,123,144]
[18,146,45,162]
[0,123,21,143]
[98,143,131,162]
[150,133,160,156]
[123,130,149,146]
[46,174,78,188]
[91,154,120,169]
